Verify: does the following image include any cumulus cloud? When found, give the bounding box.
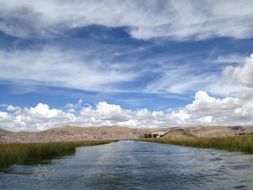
[65,99,83,113]
[1,89,253,131]
[6,105,21,112]
[166,54,253,126]
[222,54,253,89]
[78,102,171,127]
[0,103,76,131]
[1,0,253,40]
[207,53,253,98]
[171,91,242,125]
[0,101,167,131]
[0,111,9,120]
[28,103,69,119]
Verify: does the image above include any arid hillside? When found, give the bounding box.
[164,126,253,137]
[0,126,152,143]
[0,125,253,143]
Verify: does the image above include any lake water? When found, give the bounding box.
[1,140,253,190]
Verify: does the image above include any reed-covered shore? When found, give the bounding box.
[141,135,253,154]
[0,140,115,171]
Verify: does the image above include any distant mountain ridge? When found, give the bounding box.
[0,126,151,143]
[0,125,253,143]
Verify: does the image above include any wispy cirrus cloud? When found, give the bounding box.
[0,46,138,92]
[210,54,247,64]
[145,65,218,94]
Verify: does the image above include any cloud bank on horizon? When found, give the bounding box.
[1,0,253,130]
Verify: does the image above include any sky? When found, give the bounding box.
[1,0,253,131]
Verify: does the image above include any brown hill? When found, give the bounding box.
[0,125,253,143]
[0,126,151,143]
[164,126,253,137]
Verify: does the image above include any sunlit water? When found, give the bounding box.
[1,140,253,190]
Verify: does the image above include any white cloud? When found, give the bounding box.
[170,110,190,123]
[0,111,9,120]
[65,99,83,113]
[0,47,137,92]
[0,101,172,131]
[79,102,174,128]
[6,105,20,112]
[0,103,76,131]
[198,116,213,124]
[211,54,246,64]
[28,103,68,119]
[81,102,128,122]
[145,64,218,94]
[207,53,253,98]
[170,91,253,125]
[1,0,253,40]
[1,88,253,131]
[148,53,253,97]
[222,54,253,88]
[186,91,241,112]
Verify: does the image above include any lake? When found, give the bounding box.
[1,140,253,190]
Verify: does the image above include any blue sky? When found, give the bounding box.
[1,1,253,130]
[1,26,252,109]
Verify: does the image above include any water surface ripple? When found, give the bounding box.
[1,140,253,190]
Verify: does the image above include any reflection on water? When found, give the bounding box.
[1,140,253,190]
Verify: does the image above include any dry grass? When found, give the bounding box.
[0,140,115,171]
[141,135,253,153]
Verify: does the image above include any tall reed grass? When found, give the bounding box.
[0,140,115,171]
[141,135,253,154]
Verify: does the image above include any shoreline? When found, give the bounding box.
[0,140,116,171]
[140,135,253,154]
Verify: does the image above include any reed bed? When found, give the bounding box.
[141,135,253,154]
[0,140,115,171]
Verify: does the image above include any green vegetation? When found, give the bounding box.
[141,135,253,154]
[0,140,115,171]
